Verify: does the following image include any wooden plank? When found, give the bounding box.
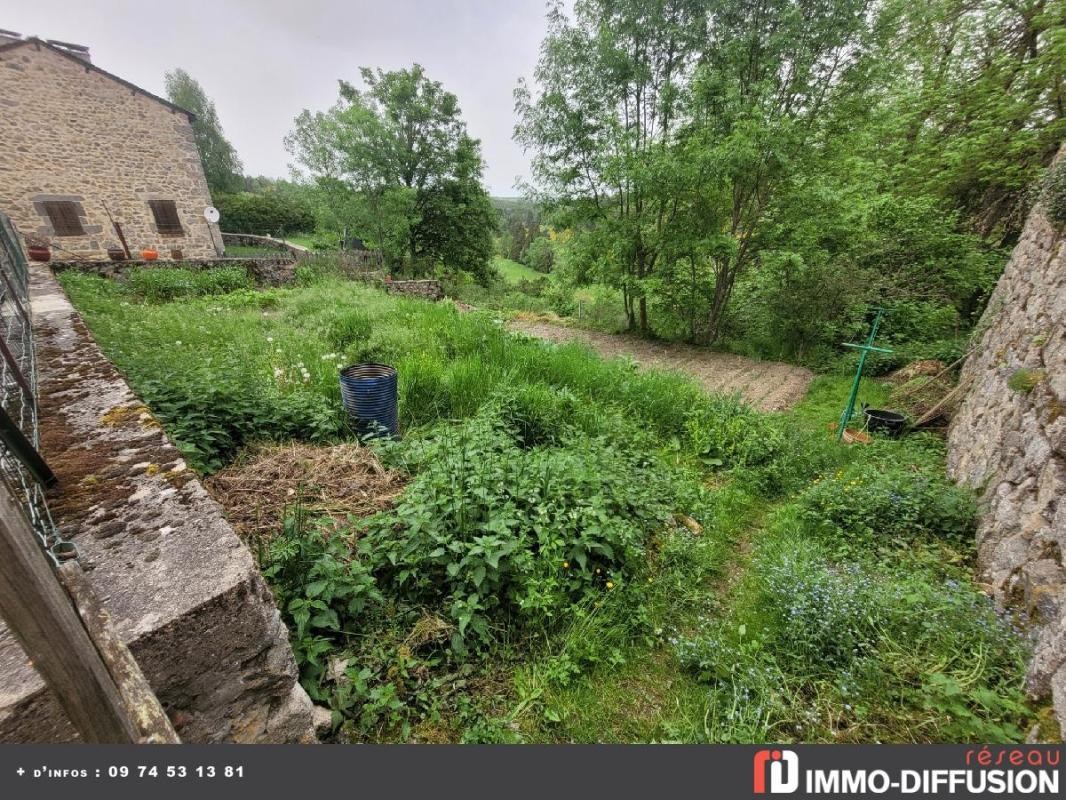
[0,405,56,487]
[57,561,180,743]
[0,487,140,742]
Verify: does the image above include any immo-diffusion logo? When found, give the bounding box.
[751,747,1061,795]
[753,749,799,794]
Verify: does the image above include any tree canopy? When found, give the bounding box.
[164,68,244,196]
[516,0,1064,357]
[286,65,496,280]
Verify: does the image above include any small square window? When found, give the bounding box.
[42,201,85,236]
[149,200,183,235]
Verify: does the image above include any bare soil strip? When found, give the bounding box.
[507,319,814,411]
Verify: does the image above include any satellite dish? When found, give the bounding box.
[203,206,220,223]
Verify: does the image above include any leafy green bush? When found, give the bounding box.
[360,414,686,650]
[683,397,842,495]
[263,510,382,685]
[215,191,315,235]
[127,266,252,302]
[138,367,344,472]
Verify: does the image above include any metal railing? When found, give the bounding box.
[0,211,72,564]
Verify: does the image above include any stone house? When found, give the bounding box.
[0,33,222,260]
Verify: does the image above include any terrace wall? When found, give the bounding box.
[52,258,296,288]
[947,145,1066,733]
[0,264,315,742]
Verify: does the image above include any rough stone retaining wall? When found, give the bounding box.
[52,258,296,288]
[385,279,444,301]
[947,146,1066,732]
[0,264,315,742]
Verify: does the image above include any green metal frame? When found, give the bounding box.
[837,308,893,442]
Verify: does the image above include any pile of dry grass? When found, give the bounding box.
[205,441,406,541]
[887,359,960,426]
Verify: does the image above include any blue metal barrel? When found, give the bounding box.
[339,363,398,437]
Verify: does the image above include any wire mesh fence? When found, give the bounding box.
[0,211,73,565]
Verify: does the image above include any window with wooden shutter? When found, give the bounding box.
[42,201,85,236]
[149,200,183,235]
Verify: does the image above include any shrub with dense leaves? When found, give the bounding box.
[263,510,382,684]
[214,191,315,236]
[360,414,687,650]
[684,397,841,495]
[138,367,344,472]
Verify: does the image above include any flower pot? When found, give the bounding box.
[141,248,159,261]
[107,245,126,262]
[27,245,50,263]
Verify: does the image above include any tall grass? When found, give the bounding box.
[61,273,718,469]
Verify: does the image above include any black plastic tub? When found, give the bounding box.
[339,363,398,438]
[864,408,906,437]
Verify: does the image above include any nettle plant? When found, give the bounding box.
[359,411,687,650]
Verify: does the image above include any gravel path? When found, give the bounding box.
[507,319,814,411]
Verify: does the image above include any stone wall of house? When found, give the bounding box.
[0,42,221,260]
[947,145,1066,732]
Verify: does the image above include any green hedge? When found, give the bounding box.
[214,192,315,236]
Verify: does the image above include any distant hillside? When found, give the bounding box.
[491,196,537,214]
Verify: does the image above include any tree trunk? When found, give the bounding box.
[706,264,735,344]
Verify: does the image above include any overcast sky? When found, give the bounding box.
[2,0,554,195]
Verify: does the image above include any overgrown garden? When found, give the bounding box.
[60,265,1037,743]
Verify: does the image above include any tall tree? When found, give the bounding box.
[287,65,495,279]
[864,0,1066,242]
[517,0,871,340]
[164,69,244,195]
[516,0,704,334]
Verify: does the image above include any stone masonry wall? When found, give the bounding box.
[385,279,444,301]
[947,145,1066,732]
[0,264,314,742]
[52,258,297,288]
[0,42,221,260]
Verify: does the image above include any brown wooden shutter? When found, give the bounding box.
[148,200,183,235]
[43,201,85,236]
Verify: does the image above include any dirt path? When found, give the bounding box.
[507,319,814,411]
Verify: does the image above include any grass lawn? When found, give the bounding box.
[285,234,316,249]
[59,264,1037,744]
[494,256,546,284]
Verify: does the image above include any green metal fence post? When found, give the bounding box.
[837,308,893,442]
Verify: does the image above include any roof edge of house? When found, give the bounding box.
[0,36,197,122]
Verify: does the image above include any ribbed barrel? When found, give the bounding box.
[339,363,398,437]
